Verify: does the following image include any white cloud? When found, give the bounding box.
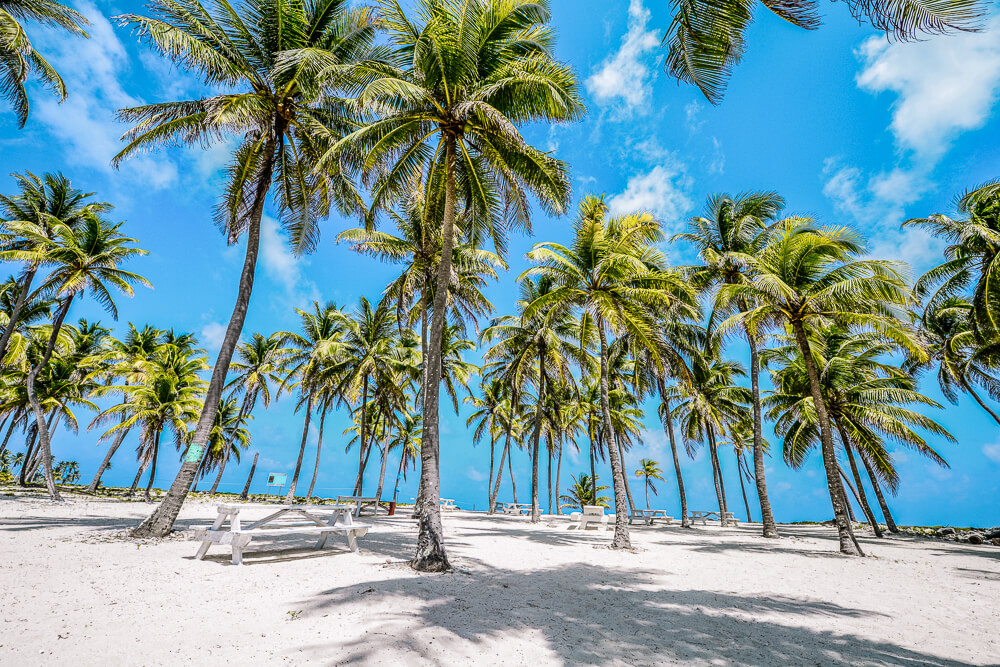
[466,467,487,483]
[608,162,693,228]
[200,321,226,350]
[586,0,660,113]
[32,2,177,188]
[260,215,321,307]
[707,137,725,175]
[984,443,1000,465]
[685,100,705,133]
[856,19,1000,160]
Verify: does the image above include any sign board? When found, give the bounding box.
[266,473,287,486]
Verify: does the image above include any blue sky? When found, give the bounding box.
[3,0,1000,526]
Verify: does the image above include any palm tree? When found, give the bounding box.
[674,191,783,537]
[634,458,664,510]
[466,377,505,510]
[389,410,421,507]
[523,195,696,548]
[331,0,583,571]
[559,473,609,512]
[765,327,953,536]
[0,172,110,365]
[905,180,1000,339]
[718,220,920,555]
[661,0,983,104]
[24,214,149,500]
[198,397,252,494]
[118,0,379,538]
[0,0,88,126]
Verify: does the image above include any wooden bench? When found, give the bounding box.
[569,505,610,530]
[629,510,674,526]
[334,495,382,516]
[192,504,371,565]
[440,498,457,510]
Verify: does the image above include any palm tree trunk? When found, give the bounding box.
[19,425,40,486]
[209,454,227,495]
[962,378,1000,426]
[589,431,597,502]
[838,425,883,538]
[546,441,552,516]
[285,392,313,503]
[132,136,276,538]
[375,425,392,501]
[487,435,495,509]
[354,376,370,495]
[747,330,778,537]
[0,268,36,366]
[528,354,545,523]
[412,136,457,572]
[839,468,859,522]
[554,442,562,516]
[507,442,518,505]
[87,425,132,493]
[240,452,259,501]
[489,417,513,513]
[0,412,20,458]
[617,437,636,514]
[658,390,690,528]
[306,401,328,500]
[392,446,407,505]
[737,451,752,523]
[129,461,147,497]
[707,427,728,526]
[860,453,899,533]
[790,320,862,556]
[597,322,631,549]
[25,292,74,501]
[645,479,650,510]
[143,428,163,503]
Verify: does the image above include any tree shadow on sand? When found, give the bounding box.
[291,561,974,666]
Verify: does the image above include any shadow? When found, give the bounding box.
[292,562,965,666]
[0,515,140,532]
[954,567,1000,582]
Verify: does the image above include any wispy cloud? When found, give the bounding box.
[586,0,659,114]
[200,321,226,350]
[260,215,321,309]
[984,442,1000,465]
[608,161,693,231]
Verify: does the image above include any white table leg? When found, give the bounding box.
[232,546,243,566]
[195,509,230,560]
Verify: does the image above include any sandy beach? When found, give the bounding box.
[1,492,997,666]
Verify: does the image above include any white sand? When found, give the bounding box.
[1,492,997,666]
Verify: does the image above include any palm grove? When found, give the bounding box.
[0,0,993,567]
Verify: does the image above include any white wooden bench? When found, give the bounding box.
[440,498,457,510]
[689,510,739,527]
[192,504,371,565]
[501,503,530,515]
[334,495,382,516]
[568,505,610,530]
[629,509,674,525]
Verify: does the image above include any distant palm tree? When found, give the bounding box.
[0,172,110,365]
[335,0,583,572]
[718,220,920,555]
[199,397,252,494]
[559,473,609,512]
[118,0,379,538]
[0,0,88,126]
[634,458,664,510]
[662,0,983,104]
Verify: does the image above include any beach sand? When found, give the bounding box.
[1,491,997,666]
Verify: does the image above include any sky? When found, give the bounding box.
[2,0,1000,527]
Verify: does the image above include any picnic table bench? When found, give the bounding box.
[628,509,674,526]
[495,502,530,515]
[192,504,371,565]
[334,495,382,516]
[689,510,739,526]
[440,498,457,510]
[568,505,610,530]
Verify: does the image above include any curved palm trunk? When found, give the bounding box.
[25,292,73,501]
[488,418,513,514]
[747,333,778,537]
[306,403,328,500]
[0,414,18,458]
[285,392,314,504]
[961,377,1000,425]
[790,320,862,556]
[528,353,545,523]
[838,468,859,522]
[597,323,631,549]
[0,268,37,366]
[487,435,495,509]
[554,443,563,516]
[375,425,392,501]
[737,451,752,523]
[19,429,37,486]
[88,424,131,492]
[617,437,636,514]
[143,428,163,503]
[133,137,276,538]
[860,453,898,533]
[353,376,370,495]
[412,137,457,572]
[129,461,147,496]
[507,446,518,504]
[209,455,227,495]
[657,388,689,527]
[707,427,728,526]
[546,442,553,516]
[838,425,883,538]
[589,431,597,501]
[240,451,259,501]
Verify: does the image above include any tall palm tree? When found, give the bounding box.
[905,180,1000,339]
[634,458,664,510]
[390,409,421,507]
[198,397,252,494]
[661,0,983,104]
[25,214,149,500]
[718,220,920,555]
[0,0,88,126]
[118,0,379,538]
[466,377,505,509]
[331,0,583,571]
[674,191,783,537]
[0,172,110,365]
[523,195,696,549]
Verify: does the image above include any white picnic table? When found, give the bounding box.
[440,498,457,510]
[192,504,371,565]
[628,509,674,526]
[334,495,382,516]
[689,510,739,526]
[496,502,530,515]
[568,505,610,530]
